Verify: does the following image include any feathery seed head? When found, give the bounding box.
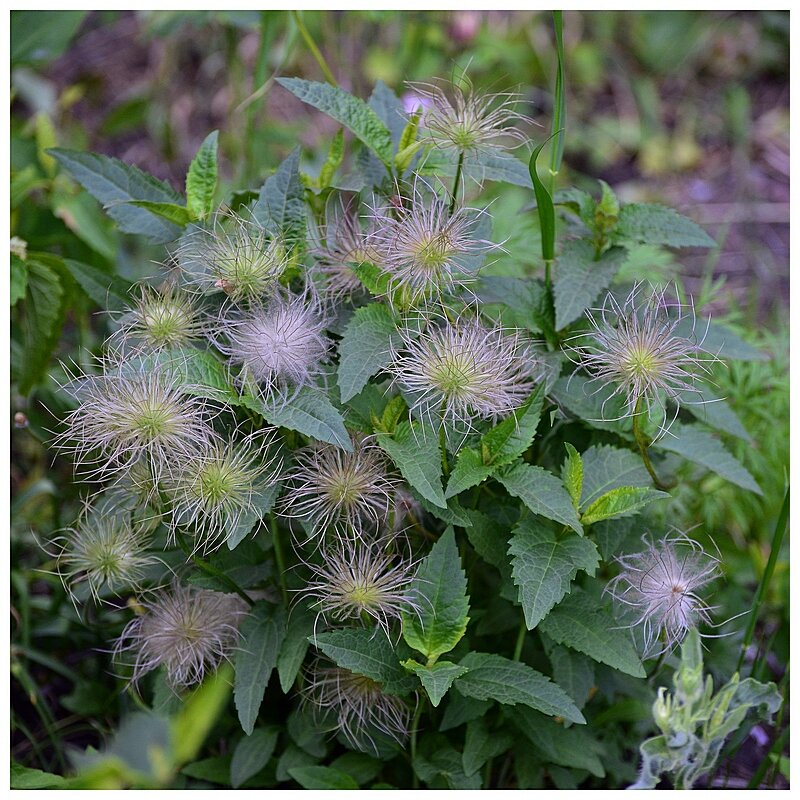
[50,503,157,603]
[569,284,718,429]
[605,533,721,658]
[298,537,419,635]
[216,290,330,403]
[303,662,410,752]
[388,316,537,427]
[280,437,398,538]
[407,76,529,155]
[368,187,493,304]
[114,284,201,352]
[114,584,248,689]
[179,210,288,301]
[165,431,282,552]
[55,357,220,485]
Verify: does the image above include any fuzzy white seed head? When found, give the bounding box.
[114,584,248,689]
[216,290,330,403]
[165,431,282,553]
[55,358,221,486]
[113,284,202,352]
[312,199,379,302]
[407,76,529,156]
[178,210,288,301]
[303,661,410,752]
[297,538,420,635]
[279,437,398,538]
[368,188,493,304]
[568,284,719,431]
[605,534,721,658]
[49,503,158,603]
[388,317,537,428]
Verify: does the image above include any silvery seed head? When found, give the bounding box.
[178,209,288,302]
[297,537,420,636]
[165,430,282,553]
[114,583,248,689]
[605,533,720,658]
[568,284,719,431]
[112,283,202,353]
[215,289,330,404]
[279,437,398,539]
[49,501,158,603]
[388,316,538,428]
[368,186,494,305]
[407,76,529,156]
[55,355,221,486]
[303,661,410,752]
[312,198,379,302]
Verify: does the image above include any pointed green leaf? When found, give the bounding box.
[509,517,600,630]
[367,80,406,147]
[654,421,761,494]
[277,78,393,167]
[234,602,287,734]
[337,303,401,402]
[185,130,218,220]
[680,386,751,441]
[230,727,279,788]
[289,766,358,790]
[252,147,306,244]
[445,448,491,499]
[63,258,132,311]
[402,659,468,707]
[10,254,28,306]
[126,200,192,226]
[496,461,582,534]
[48,148,183,242]
[480,383,545,467]
[579,444,651,508]
[376,420,445,508]
[310,628,416,696]
[580,486,668,527]
[538,590,646,678]
[561,443,583,509]
[402,527,469,663]
[614,203,716,248]
[462,718,513,777]
[277,607,315,693]
[455,652,585,724]
[529,136,557,261]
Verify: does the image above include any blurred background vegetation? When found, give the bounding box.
[10,10,789,788]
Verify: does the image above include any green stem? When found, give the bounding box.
[175,531,255,607]
[736,489,789,674]
[512,616,527,661]
[439,423,450,478]
[449,151,464,216]
[410,700,424,788]
[291,11,337,86]
[631,400,668,490]
[271,513,289,606]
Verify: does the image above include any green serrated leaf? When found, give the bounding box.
[10,254,28,306]
[318,128,344,189]
[509,516,600,630]
[538,590,646,678]
[225,482,281,550]
[508,706,605,777]
[126,200,192,226]
[481,384,545,467]
[376,420,445,508]
[252,147,306,245]
[580,486,668,527]
[234,602,287,735]
[337,304,401,402]
[462,718,513,777]
[367,80,406,147]
[185,130,218,220]
[543,639,596,710]
[561,443,583,510]
[496,461,582,534]
[288,765,358,790]
[310,628,416,696]
[402,527,469,663]
[445,447,492,499]
[230,727,278,788]
[455,652,585,724]
[244,387,352,452]
[553,241,626,329]
[434,149,533,188]
[277,78,394,167]
[10,764,66,789]
[48,148,183,243]
[402,659,468,707]
[62,258,132,311]
[654,421,761,494]
[579,444,651,508]
[680,386,751,441]
[614,203,716,248]
[673,318,766,361]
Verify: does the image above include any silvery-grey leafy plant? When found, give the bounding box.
[40,65,772,790]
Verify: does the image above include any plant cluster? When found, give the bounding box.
[20,69,780,790]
